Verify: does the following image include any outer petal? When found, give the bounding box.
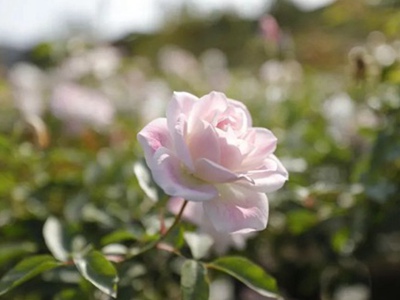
[195,158,241,183]
[167,92,197,133]
[241,128,277,169]
[137,118,171,167]
[240,155,289,193]
[189,91,228,128]
[227,98,252,128]
[167,197,254,254]
[203,185,269,233]
[168,197,204,225]
[151,147,218,202]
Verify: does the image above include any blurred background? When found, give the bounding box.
[1,0,400,299]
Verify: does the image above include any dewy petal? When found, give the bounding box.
[203,185,269,233]
[240,155,289,193]
[137,118,171,167]
[195,158,240,183]
[151,147,218,202]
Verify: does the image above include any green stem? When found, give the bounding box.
[126,200,188,259]
[161,200,188,239]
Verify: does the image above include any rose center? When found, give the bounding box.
[216,117,235,131]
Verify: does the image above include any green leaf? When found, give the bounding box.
[43,216,71,262]
[181,260,209,300]
[331,228,351,254]
[0,242,37,266]
[208,256,278,298]
[286,209,318,235]
[184,232,214,260]
[133,160,158,202]
[0,255,61,296]
[74,250,119,298]
[101,229,137,246]
[82,204,115,227]
[54,288,85,300]
[165,225,185,249]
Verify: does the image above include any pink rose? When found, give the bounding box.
[137,91,288,233]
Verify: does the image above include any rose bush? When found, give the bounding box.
[138,91,288,233]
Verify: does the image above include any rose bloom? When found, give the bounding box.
[137,92,288,233]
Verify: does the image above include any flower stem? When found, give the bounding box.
[161,199,188,240]
[126,200,188,259]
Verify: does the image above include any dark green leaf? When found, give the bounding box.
[208,256,278,298]
[181,260,209,300]
[164,225,185,249]
[74,250,119,298]
[0,255,61,296]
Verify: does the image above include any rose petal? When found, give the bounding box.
[241,128,277,169]
[217,133,244,170]
[195,158,240,183]
[172,113,195,171]
[168,197,204,225]
[241,155,289,193]
[203,185,269,233]
[167,92,197,133]
[189,122,220,163]
[227,98,252,128]
[151,147,218,201]
[190,91,228,127]
[167,197,253,254]
[137,118,171,166]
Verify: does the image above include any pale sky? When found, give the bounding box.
[0,0,335,49]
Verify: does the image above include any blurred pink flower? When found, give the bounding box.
[259,15,281,45]
[259,59,303,102]
[168,197,253,254]
[51,83,115,131]
[9,63,46,117]
[59,46,121,80]
[138,91,288,233]
[200,48,231,91]
[158,46,200,81]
